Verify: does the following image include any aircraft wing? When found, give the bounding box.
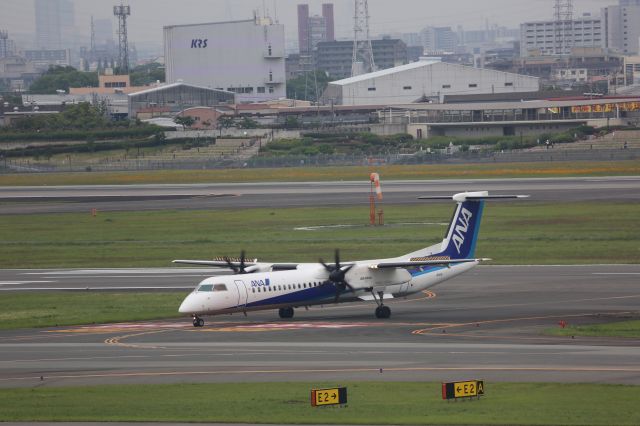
[173,259,255,267]
[369,258,490,269]
[172,259,299,271]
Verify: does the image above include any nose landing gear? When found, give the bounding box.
[371,290,391,319]
[192,315,204,327]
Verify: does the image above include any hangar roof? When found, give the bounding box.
[330,60,440,86]
[330,59,540,86]
[128,82,234,98]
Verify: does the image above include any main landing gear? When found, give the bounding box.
[192,315,204,327]
[371,290,391,319]
[278,307,294,319]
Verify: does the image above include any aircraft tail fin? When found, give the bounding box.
[419,192,528,259]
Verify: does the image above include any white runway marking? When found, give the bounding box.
[0,281,53,285]
[592,273,640,275]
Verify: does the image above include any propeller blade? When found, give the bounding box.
[223,256,238,273]
[239,250,246,274]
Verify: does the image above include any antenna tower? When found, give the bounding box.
[554,0,573,55]
[90,16,95,52]
[113,4,131,74]
[351,0,375,76]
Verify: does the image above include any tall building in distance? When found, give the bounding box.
[602,1,640,55]
[421,27,457,54]
[35,0,75,50]
[297,3,335,54]
[93,18,115,47]
[316,38,407,80]
[0,30,16,59]
[520,14,604,57]
[164,17,286,103]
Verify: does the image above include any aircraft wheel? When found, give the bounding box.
[375,306,391,319]
[197,318,205,327]
[279,307,294,319]
[193,316,204,327]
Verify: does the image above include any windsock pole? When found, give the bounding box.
[369,173,383,226]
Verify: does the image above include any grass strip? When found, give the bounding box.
[0,160,639,185]
[1,202,639,268]
[546,319,640,338]
[0,382,639,425]
[0,292,186,330]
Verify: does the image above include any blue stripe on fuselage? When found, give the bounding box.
[243,283,337,308]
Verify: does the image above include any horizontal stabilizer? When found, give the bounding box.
[419,192,529,202]
[370,258,489,269]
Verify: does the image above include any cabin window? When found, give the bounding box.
[252,288,255,293]
[403,86,412,90]
[258,287,261,292]
[303,283,307,288]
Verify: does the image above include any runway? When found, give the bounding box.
[2,176,640,214]
[1,265,639,388]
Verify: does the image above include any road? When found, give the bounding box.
[1,265,639,388]
[1,176,640,214]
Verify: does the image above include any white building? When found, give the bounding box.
[553,67,588,83]
[520,15,604,57]
[323,59,539,106]
[164,17,285,103]
[602,3,640,55]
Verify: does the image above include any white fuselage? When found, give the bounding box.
[178,261,477,316]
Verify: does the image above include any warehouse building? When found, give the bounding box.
[164,16,286,103]
[323,58,539,106]
[128,82,235,119]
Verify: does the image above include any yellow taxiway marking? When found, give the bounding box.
[3,365,640,383]
[411,311,638,339]
[104,329,171,349]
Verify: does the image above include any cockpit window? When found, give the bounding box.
[197,283,228,292]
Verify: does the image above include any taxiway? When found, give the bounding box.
[1,265,639,388]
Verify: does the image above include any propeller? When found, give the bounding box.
[224,250,248,274]
[320,249,355,303]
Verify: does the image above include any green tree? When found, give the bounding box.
[130,63,165,86]
[286,70,332,103]
[29,66,98,94]
[174,116,195,128]
[238,117,258,129]
[217,116,235,129]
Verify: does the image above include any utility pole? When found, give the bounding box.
[113,4,131,74]
[351,0,375,76]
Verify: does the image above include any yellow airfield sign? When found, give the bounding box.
[311,387,347,406]
[442,380,484,400]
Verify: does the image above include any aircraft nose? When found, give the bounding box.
[179,293,198,314]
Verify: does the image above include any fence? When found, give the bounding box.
[2,148,637,173]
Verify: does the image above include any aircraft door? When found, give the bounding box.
[234,279,248,308]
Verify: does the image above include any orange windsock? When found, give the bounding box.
[370,172,382,200]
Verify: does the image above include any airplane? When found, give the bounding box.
[175,191,528,327]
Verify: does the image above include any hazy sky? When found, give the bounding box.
[0,0,612,49]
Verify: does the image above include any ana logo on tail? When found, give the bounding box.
[452,207,473,254]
